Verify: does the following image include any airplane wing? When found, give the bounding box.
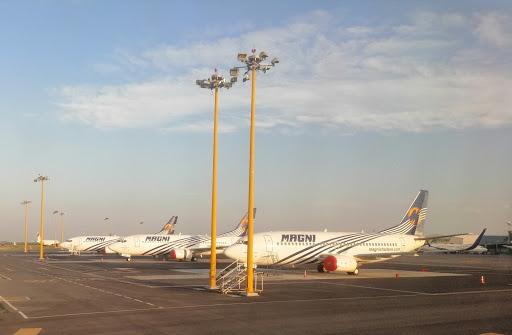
[351,251,420,263]
[419,228,486,252]
[317,251,420,265]
[189,245,234,256]
[414,233,468,241]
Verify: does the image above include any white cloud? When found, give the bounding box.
[55,10,512,134]
[474,12,512,47]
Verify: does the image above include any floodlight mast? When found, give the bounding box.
[21,200,32,252]
[230,50,278,296]
[34,175,50,260]
[60,212,67,243]
[196,69,236,290]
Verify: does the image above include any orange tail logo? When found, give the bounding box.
[408,207,420,226]
[240,219,249,232]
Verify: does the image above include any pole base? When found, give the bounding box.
[240,292,259,297]
[207,286,219,290]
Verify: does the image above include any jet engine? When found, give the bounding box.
[102,247,115,254]
[170,248,197,261]
[322,255,359,275]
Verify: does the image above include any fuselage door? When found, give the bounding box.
[399,237,405,251]
[264,235,273,252]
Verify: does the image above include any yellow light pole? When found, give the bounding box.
[230,50,279,295]
[34,175,50,260]
[21,200,31,252]
[60,212,66,243]
[53,211,59,243]
[196,69,236,289]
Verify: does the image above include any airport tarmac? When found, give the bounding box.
[1,251,511,334]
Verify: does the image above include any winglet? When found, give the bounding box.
[464,228,486,251]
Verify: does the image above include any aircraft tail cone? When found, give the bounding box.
[480,276,485,284]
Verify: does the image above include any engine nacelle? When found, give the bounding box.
[323,255,358,273]
[170,248,191,260]
[102,247,116,254]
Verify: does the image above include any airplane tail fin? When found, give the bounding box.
[465,228,486,251]
[218,208,256,237]
[36,232,41,243]
[379,190,428,236]
[156,216,177,235]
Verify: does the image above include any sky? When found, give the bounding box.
[1,1,511,242]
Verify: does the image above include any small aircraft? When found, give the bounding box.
[36,233,60,247]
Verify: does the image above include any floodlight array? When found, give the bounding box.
[196,71,233,90]
[230,50,278,82]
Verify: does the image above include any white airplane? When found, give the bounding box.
[419,228,487,253]
[59,216,177,255]
[109,210,253,262]
[36,233,60,247]
[224,190,464,275]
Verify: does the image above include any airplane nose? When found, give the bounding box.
[109,243,120,252]
[224,244,244,261]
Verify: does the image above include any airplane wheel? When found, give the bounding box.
[317,264,325,273]
[347,269,359,275]
[191,257,198,262]
[126,258,131,262]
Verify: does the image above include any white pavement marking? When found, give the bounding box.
[0,295,28,319]
[3,259,164,312]
[317,281,432,295]
[24,294,419,320]
[0,295,19,310]
[0,273,12,280]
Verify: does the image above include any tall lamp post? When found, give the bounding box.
[60,212,67,243]
[21,200,31,252]
[230,50,278,295]
[196,69,236,289]
[104,218,110,235]
[34,175,50,260]
[53,211,59,242]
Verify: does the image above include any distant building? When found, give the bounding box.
[481,235,511,255]
[431,234,479,245]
